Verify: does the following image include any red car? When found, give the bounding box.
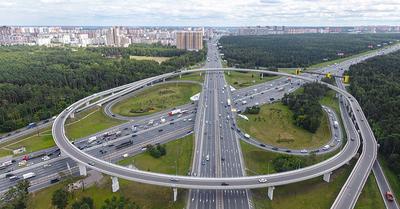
[386,191,394,201]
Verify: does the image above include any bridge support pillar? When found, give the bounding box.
[200,72,202,76]
[163,78,166,82]
[86,101,90,106]
[173,188,178,202]
[111,176,120,192]
[267,186,275,200]
[78,163,87,176]
[261,73,264,79]
[69,112,75,119]
[179,74,182,79]
[323,172,332,183]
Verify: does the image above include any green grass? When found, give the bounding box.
[241,141,337,175]
[278,68,297,75]
[0,127,54,157]
[238,102,331,149]
[111,82,201,117]
[225,71,279,89]
[0,148,12,158]
[119,134,194,175]
[378,156,400,202]
[28,135,193,209]
[65,108,124,140]
[170,72,205,83]
[355,174,386,209]
[251,162,384,209]
[129,55,171,63]
[320,90,340,115]
[241,141,280,175]
[6,131,54,153]
[251,163,353,209]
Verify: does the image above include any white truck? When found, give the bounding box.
[227,99,231,106]
[242,100,247,105]
[333,121,339,129]
[22,172,36,180]
[244,134,250,139]
[168,109,181,116]
[160,118,166,123]
[88,136,97,144]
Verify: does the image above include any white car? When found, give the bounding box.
[258,178,267,183]
[300,149,308,153]
[322,145,330,150]
[42,156,50,161]
[43,163,52,168]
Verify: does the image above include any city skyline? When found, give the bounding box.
[0,0,399,26]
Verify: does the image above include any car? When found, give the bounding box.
[169,178,179,182]
[43,163,52,168]
[272,147,278,151]
[385,191,394,201]
[201,161,206,165]
[221,182,229,186]
[5,173,14,178]
[300,149,308,153]
[285,150,291,153]
[50,178,60,184]
[259,144,266,147]
[158,129,163,132]
[258,178,267,183]
[221,157,225,161]
[88,162,95,166]
[350,137,355,141]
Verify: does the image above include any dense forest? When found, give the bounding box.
[0,45,205,132]
[219,33,400,68]
[282,83,329,133]
[348,50,400,176]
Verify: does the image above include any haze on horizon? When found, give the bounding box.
[0,0,399,26]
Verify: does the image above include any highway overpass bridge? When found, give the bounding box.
[52,67,376,209]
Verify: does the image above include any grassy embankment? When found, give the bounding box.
[111,83,201,117]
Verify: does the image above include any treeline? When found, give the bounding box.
[282,83,328,133]
[0,45,205,132]
[348,50,400,175]
[88,43,186,58]
[219,33,400,68]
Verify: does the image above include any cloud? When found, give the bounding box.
[0,0,398,26]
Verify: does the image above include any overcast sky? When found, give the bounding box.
[1,0,399,26]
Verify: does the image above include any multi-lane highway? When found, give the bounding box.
[188,37,250,209]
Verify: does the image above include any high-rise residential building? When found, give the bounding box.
[176,31,203,51]
[105,26,124,47]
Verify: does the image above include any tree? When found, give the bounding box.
[52,189,69,209]
[71,197,94,209]
[272,155,305,172]
[101,196,140,209]
[0,180,30,209]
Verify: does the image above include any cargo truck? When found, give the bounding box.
[168,109,181,116]
[22,172,36,180]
